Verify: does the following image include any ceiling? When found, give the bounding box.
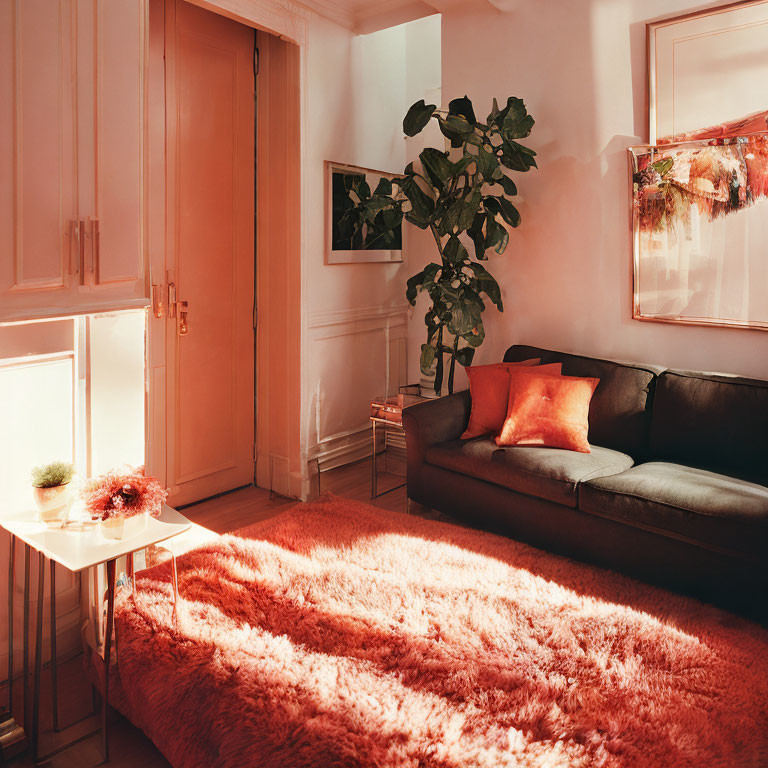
[299,0,515,34]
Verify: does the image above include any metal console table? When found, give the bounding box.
[0,504,190,764]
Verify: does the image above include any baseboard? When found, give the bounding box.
[308,425,374,474]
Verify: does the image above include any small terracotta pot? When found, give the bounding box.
[32,484,71,523]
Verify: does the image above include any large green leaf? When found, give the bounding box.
[399,176,435,222]
[405,262,441,304]
[454,346,476,367]
[457,188,482,232]
[439,193,466,235]
[374,177,393,196]
[475,146,499,180]
[501,97,534,139]
[462,318,486,347]
[438,115,474,149]
[450,155,475,177]
[485,214,509,254]
[500,140,538,172]
[467,213,487,261]
[485,196,521,228]
[446,304,476,337]
[404,211,429,230]
[466,262,503,311]
[420,147,452,188]
[496,174,518,196]
[443,235,469,265]
[404,100,437,137]
[448,95,476,124]
[486,97,502,125]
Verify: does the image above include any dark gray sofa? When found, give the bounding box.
[403,344,768,619]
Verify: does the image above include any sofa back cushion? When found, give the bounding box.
[650,370,768,485]
[504,345,661,458]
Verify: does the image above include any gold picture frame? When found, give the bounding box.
[647,0,768,143]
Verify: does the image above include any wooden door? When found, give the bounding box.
[163,0,255,506]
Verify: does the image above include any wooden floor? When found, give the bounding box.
[10,458,423,768]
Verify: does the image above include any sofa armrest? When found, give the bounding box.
[402,390,471,502]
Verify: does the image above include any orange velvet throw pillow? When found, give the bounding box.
[495,370,599,453]
[461,361,563,440]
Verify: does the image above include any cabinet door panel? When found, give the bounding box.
[0,0,75,314]
[94,0,145,286]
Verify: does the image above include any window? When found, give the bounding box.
[0,310,146,510]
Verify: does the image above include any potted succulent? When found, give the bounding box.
[31,461,75,523]
[82,467,168,540]
[337,95,537,394]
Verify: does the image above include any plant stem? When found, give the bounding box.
[447,335,459,395]
[434,326,444,395]
[429,223,444,257]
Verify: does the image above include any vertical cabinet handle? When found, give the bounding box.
[168,282,177,318]
[68,218,98,285]
[79,220,87,285]
[92,219,99,281]
[151,284,165,318]
[69,220,80,280]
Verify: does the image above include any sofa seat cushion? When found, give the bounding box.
[581,462,768,558]
[425,439,633,508]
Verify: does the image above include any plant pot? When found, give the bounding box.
[32,484,71,523]
[100,512,148,541]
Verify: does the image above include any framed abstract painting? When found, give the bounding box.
[324,161,403,264]
[636,1,768,330]
[629,134,768,330]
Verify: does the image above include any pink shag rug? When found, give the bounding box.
[112,494,768,768]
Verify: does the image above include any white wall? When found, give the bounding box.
[438,0,768,379]
[303,14,440,482]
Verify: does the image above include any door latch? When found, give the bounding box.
[152,284,164,318]
[177,300,189,336]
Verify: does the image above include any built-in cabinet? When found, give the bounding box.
[0,0,149,322]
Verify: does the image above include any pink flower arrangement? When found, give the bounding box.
[82,467,168,521]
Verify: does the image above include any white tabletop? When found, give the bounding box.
[0,504,191,572]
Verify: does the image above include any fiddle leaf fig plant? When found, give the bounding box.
[344,95,537,394]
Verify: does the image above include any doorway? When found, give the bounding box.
[147,0,302,506]
[153,0,255,507]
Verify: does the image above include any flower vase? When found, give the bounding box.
[100,512,148,541]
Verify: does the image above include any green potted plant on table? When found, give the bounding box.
[337,95,537,394]
[31,461,75,523]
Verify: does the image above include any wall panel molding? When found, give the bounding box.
[307,303,408,484]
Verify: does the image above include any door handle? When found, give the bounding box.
[177,301,189,336]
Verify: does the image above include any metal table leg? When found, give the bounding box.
[50,560,59,732]
[22,545,30,733]
[171,555,180,624]
[6,535,14,716]
[371,419,377,498]
[127,552,135,598]
[32,552,43,762]
[102,559,116,762]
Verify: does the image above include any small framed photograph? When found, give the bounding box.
[325,161,404,264]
